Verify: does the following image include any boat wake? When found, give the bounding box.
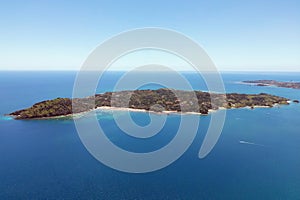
[239,140,266,147]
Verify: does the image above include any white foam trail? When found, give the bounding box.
[239,140,265,147]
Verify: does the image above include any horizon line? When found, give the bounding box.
[1,69,300,73]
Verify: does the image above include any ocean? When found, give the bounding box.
[0,71,300,199]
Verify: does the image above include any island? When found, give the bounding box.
[243,80,300,89]
[8,88,291,119]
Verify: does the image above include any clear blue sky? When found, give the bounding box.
[0,0,299,71]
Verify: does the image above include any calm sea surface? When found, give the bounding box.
[0,71,300,199]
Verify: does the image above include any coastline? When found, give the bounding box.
[240,80,300,90]
[8,106,208,120]
[8,88,293,120]
[8,103,288,120]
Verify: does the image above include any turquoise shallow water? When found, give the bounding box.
[0,71,300,199]
[0,116,13,121]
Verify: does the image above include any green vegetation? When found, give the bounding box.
[10,98,72,119]
[9,89,291,119]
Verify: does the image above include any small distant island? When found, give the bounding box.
[243,80,300,90]
[8,89,293,120]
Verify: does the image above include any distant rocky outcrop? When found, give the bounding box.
[8,88,290,119]
[243,80,300,89]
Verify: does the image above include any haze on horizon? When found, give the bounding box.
[0,0,299,72]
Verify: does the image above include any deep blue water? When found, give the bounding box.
[0,71,300,199]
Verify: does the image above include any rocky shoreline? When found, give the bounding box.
[8,88,293,120]
[243,80,300,89]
